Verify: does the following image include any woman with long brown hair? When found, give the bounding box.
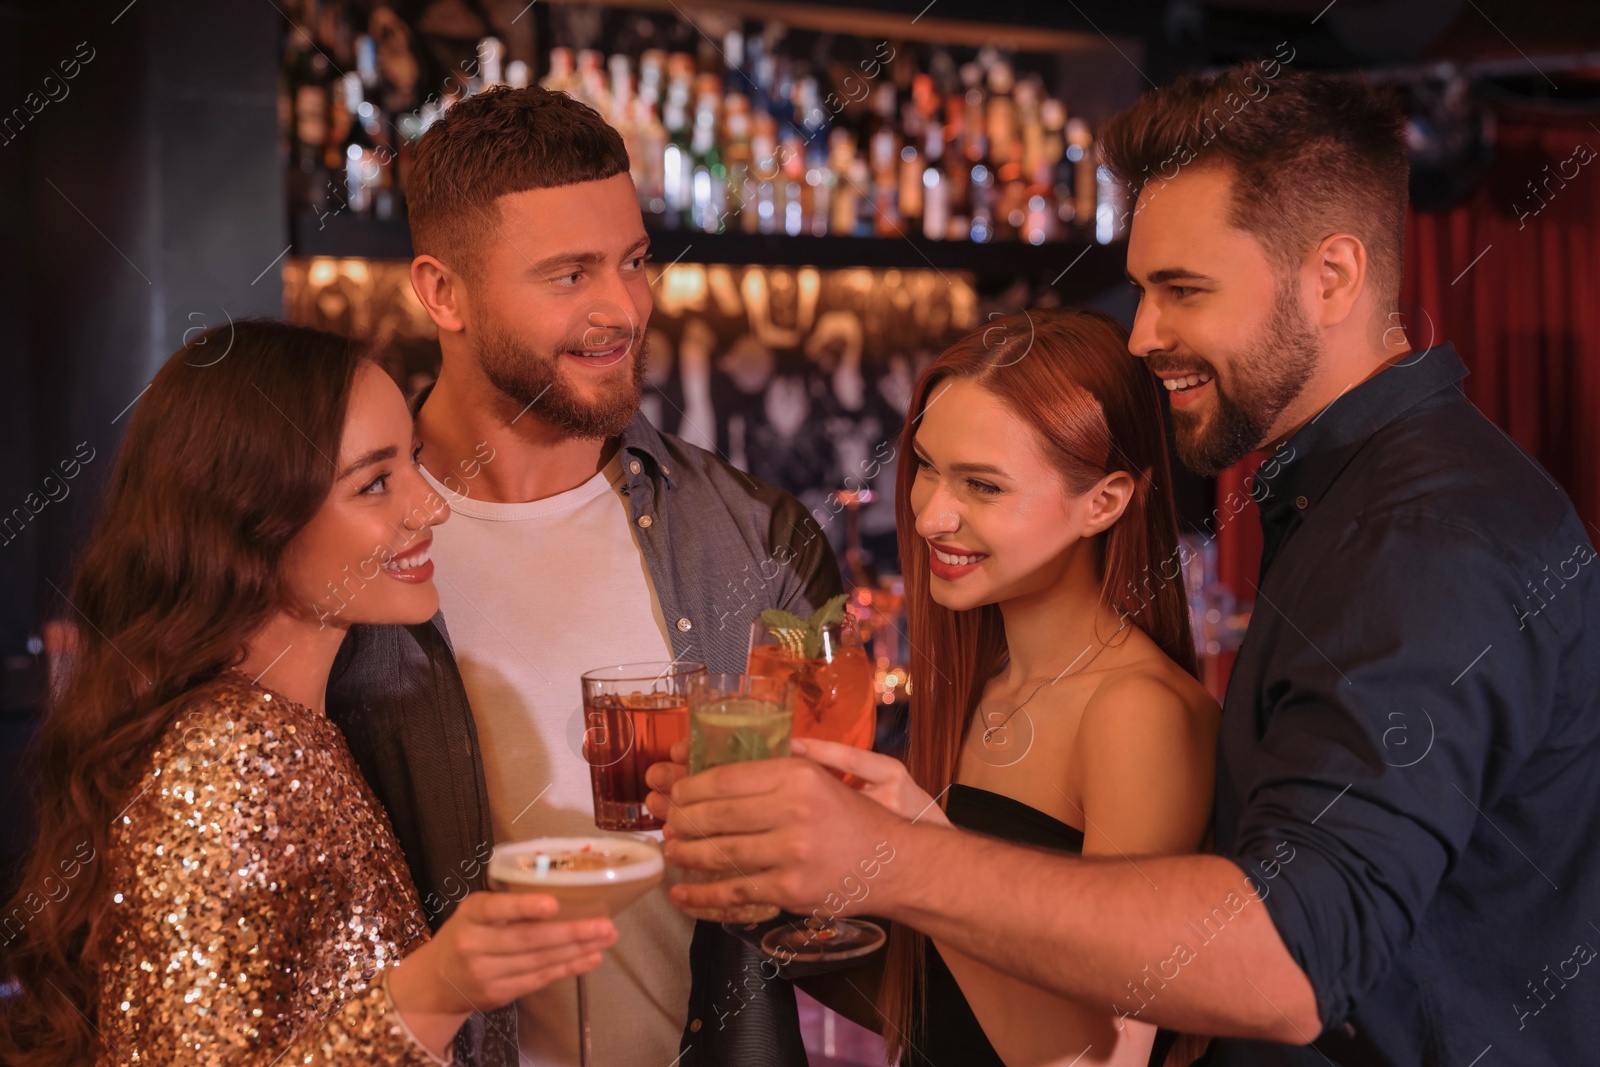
[799,308,1219,1066]
[0,321,616,1066]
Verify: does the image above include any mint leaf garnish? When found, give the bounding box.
[760,594,852,659]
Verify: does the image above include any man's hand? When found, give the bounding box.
[643,737,691,815]
[646,749,912,916]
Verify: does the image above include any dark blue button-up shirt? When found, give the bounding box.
[1206,344,1600,1065]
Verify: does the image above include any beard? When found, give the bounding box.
[1161,278,1321,475]
[474,316,649,439]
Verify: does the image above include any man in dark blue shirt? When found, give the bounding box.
[1200,334,1600,1063]
[651,64,1600,1064]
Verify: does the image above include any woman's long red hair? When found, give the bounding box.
[879,308,1197,1058]
[0,321,369,1065]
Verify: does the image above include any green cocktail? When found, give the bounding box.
[689,697,793,772]
[679,672,795,923]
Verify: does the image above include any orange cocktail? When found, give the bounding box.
[747,598,875,750]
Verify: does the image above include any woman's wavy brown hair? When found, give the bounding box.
[879,308,1198,1060]
[0,320,371,1064]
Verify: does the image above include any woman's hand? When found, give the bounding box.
[385,891,617,1056]
[645,738,950,831]
[790,738,950,827]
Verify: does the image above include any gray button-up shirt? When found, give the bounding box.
[328,403,843,1067]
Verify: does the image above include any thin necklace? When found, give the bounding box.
[981,634,1118,744]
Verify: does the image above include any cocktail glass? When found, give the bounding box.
[490,836,664,1067]
[581,661,705,831]
[676,671,795,924]
[747,615,876,752]
[746,615,886,965]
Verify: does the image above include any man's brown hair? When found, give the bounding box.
[406,86,630,278]
[1100,63,1409,313]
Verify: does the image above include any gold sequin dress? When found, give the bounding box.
[96,670,446,1066]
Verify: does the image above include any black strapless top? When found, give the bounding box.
[904,784,1175,1067]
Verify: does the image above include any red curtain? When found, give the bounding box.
[1402,109,1600,531]
[1211,108,1600,691]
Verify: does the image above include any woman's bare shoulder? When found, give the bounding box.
[1079,631,1220,742]
[1111,624,1215,698]
[1069,637,1220,854]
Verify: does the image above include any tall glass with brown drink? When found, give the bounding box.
[581,661,704,831]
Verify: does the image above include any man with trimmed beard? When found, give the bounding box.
[326,87,835,1067]
[647,64,1600,1066]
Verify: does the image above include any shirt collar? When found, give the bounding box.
[409,382,676,490]
[1257,343,1469,526]
[616,411,678,490]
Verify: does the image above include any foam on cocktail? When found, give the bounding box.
[489,836,664,918]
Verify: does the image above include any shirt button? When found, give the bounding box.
[689,1018,702,1033]
[661,464,671,476]
[637,515,653,528]
[629,460,642,475]
[1295,495,1309,509]
[676,618,693,632]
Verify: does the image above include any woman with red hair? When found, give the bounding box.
[801,308,1219,1066]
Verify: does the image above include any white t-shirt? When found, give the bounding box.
[422,455,694,1067]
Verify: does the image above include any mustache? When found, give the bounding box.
[561,328,637,351]
[1146,354,1218,378]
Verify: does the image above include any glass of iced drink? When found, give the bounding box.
[581,660,704,831]
[744,599,887,966]
[676,671,795,923]
[747,611,876,752]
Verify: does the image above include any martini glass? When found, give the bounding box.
[489,836,664,1067]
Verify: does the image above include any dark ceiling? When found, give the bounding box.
[815,0,1600,80]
